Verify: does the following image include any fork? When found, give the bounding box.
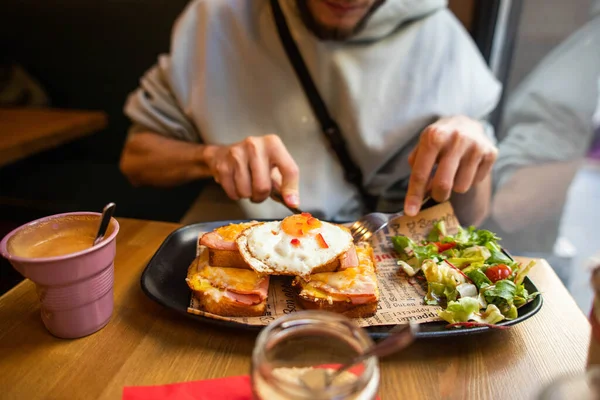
[349,196,431,243]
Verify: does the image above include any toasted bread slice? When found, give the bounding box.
[294,295,378,318]
[292,242,379,318]
[190,290,266,317]
[207,249,248,270]
[186,247,269,317]
[198,221,259,269]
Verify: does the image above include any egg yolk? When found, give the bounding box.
[281,213,322,237]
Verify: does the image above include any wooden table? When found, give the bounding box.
[0,218,591,400]
[0,107,107,167]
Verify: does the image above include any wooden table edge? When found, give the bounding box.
[0,108,109,168]
[0,217,592,400]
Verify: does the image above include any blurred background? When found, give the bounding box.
[1,0,599,314]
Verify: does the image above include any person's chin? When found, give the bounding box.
[313,14,361,35]
[319,20,357,34]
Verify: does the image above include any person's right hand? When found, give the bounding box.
[202,134,300,208]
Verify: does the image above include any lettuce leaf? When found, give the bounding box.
[438,297,479,323]
[392,236,440,261]
[447,256,486,269]
[453,226,501,248]
[438,297,505,324]
[514,260,536,286]
[505,304,518,320]
[484,241,516,267]
[421,259,466,305]
[467,269,492,290]
[414,243,442,263]
[514,283,540,308]
[427,220,448,242]
[392,235,441,276]
[462,245,491,260]
[476,304,505,324]
[397,260,420,277]
[482,279,518,319]
[483,280,516,302]
[461,262,487,275]
[391,235,415,258]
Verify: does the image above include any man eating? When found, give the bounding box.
[120,0,502,225]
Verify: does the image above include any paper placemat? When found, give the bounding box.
[187,202,460,327]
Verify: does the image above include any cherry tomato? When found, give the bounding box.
[433,241,456,252]
[485,264,512,283]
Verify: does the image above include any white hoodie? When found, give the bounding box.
[494,1,600,189]
[124,0,502,221]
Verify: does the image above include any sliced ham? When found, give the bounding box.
[339,246,359,270]
[199,231,236,251]
[349,294,378,305]
[224,290,262,305]
[257,278,269,299]
[225,277,269,300]
[196,250,269,301]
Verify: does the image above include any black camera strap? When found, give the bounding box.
[270,0,378,212]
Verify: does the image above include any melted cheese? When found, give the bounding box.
[199,264,266,293]
[200,283,225,302]
[311,245,376,288]
[187,247,266,296]
[188,277,215,293]
[300,285,350,303]
[295,243,379,297]
[215,221,258,242]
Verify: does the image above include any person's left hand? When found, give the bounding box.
[404,115,498,216]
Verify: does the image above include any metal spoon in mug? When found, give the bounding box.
[300,321,419,391]
[93,202,116,246]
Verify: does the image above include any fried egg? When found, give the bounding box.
[236,213,353,278]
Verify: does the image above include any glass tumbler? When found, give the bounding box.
[251,310,380,400]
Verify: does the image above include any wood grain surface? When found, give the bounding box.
[0,218,591,400]
[0,107,107,167]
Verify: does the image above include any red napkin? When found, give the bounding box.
[122,375,252,400]
[122,374,381,400]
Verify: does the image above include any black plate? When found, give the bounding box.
[140,221,543,339]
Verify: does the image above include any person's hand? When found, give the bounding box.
[404,115,498,216]
[203,134,300,208]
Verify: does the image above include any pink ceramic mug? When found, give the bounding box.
[0,212,119,339]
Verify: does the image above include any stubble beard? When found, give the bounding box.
[295,0,385,41]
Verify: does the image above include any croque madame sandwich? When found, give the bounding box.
[187,213,379,318]
[291,242,379,318]
[186,246,269,317]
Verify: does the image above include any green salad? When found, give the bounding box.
[391,221,539,328]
